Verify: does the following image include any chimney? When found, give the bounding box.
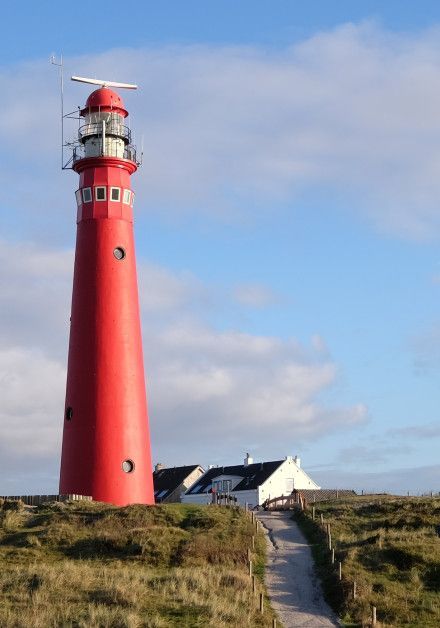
[154,463,164,473]
[244,453,253,466]
[294,456,301,468]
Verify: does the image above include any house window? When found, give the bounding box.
[110,187,121,201]
[122,189,131,205]
[223,480,232,492]
[75,190,82,207]
[95,186,106,201]
[82,187,92,203]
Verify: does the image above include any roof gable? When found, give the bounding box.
[153,465,202,502]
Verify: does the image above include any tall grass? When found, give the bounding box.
[0,500,275,627]
[295,495,440,627]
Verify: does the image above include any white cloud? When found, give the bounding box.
[3,24,440,237]
[0,240,72,357]
[0,240,366,492]
[389,422,440,440]
[233,283,279,308]
[411,323,440,374]
[142,321,368,464]
[0,347,65,459]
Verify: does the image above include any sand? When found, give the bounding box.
[257,511,340,628]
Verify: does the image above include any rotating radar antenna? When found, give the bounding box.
[71,76,138,90]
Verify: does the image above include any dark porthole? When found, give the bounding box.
[113,247,126,260]
[65,407,73,421]
[122,459,135,473]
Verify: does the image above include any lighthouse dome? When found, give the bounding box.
[81,87,128,118]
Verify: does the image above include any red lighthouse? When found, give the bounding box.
[59,77,154,506]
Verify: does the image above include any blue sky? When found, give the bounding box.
[0,1,439,495]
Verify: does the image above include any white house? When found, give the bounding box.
[182,454,320,509]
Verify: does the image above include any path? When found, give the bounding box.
[257,511,340,628]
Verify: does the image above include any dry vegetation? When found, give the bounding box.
[295,494,440,627]
[0,499,276,627]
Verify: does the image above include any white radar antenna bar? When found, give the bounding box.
[71,76,138,90]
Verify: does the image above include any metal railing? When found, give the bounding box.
[72,143,139,165]
[78,121,132,143]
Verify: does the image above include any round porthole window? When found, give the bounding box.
[113,247,126,260]
[122,459,135,473]
[65,406,73,421]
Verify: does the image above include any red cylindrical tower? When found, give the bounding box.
[59,85,154,505]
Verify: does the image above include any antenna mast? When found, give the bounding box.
[50,54,64,169]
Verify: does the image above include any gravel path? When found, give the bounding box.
[257,511,340,628]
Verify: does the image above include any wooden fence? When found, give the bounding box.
[0,494,92,506]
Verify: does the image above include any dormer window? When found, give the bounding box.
[82,187,92,203]
[95,186,106,201]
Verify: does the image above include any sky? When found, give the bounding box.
[1,1,440,495]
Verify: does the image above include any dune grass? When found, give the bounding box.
[294,494,440,627]
[0,499,276,627]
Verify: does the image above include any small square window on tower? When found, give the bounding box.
[95,186,107,201]
[82,187,92,203]
[75,190,82,207]
[110,187,121,202]
[122,189,131,205]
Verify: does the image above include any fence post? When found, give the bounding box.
[252,535,255,550]
[272,619,277,628]
[328,533,332,550]
[372,606,377,626]
[353,580,357,599]
[248,561,253,577]
[252,575,256,593]
[259,592,264,614]
[320,513,324,526]
[338,561,342,581]
[312,506,315,520]
[331,548,335,564]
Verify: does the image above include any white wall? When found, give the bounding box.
[182,487,259,508]
[258,457,320,503]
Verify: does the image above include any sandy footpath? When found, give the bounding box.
[257,511,340,628]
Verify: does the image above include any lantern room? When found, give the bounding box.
[75,86,137,162]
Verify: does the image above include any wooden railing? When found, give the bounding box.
[264,490,306,511]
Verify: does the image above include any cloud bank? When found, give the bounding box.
[3,23,440,238]
[0,240,365,493]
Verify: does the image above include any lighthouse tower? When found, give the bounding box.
[59,78,154,506]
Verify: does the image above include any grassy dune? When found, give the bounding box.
[295,495,440,627]
[0,500,275,627]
